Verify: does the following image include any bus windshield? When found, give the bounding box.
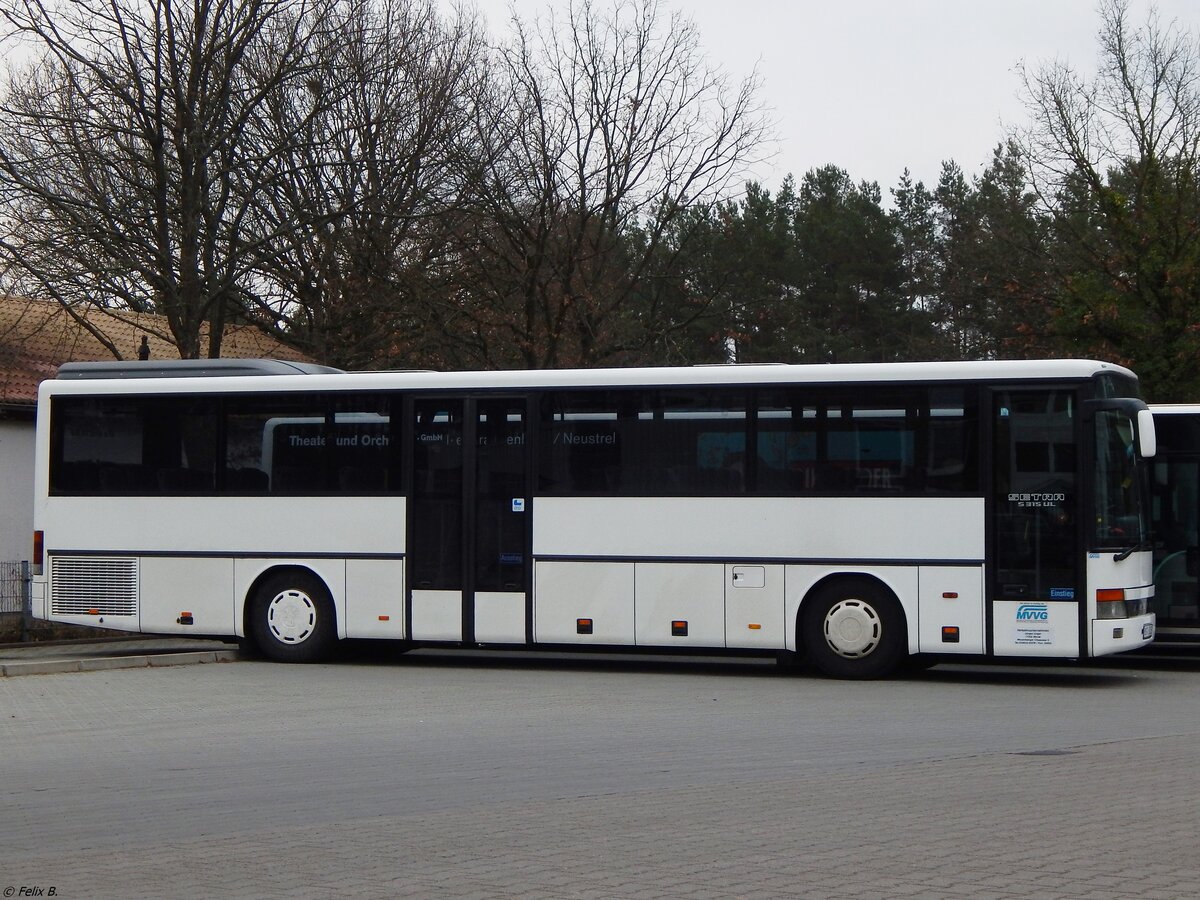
[1093,408,1150,554]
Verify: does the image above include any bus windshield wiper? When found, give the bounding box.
[1113,539,1151,562]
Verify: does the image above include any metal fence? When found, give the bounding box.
[2,560,30,615]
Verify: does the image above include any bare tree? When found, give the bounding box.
[0,0,333,358]
[448,0,769,369]
[1020,0,1200,187]
[1016,0,1200,396]
[241,0,490,369]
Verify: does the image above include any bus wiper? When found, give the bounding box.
[1113,539,1151,562]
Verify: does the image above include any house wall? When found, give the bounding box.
[0,418,34,562]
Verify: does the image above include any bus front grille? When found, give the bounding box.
[49,556,138,617]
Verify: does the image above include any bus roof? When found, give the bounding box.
[56,359,344,379]
[1150,404,1200,414]
[41,357,1136,398]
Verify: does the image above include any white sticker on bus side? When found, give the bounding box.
[993,600,1078,656]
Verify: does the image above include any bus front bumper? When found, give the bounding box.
[1092,613,1155,656]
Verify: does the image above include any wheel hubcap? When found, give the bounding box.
[823,598,881,658]
[267,589,317,644]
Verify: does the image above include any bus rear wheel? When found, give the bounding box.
[802,579,905,679]
[249,571,337,663]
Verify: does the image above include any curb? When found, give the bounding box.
[0,648,241,677]
[0,635,163,651]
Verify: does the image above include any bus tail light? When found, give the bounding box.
[32,530,44,576]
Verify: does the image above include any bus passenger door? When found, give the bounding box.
[471,398,530,643]
[990,388,1081,656]
[408,397,530,645]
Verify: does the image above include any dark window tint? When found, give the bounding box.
[1093,408,1147,548]
[992,389,1078,600]
[755,389,920,493]
[758,387,978,495]
[410,400,464,589]
[51,396,218,495]
[227,395,328,494]
[51,391,400,496]
[925,388,978,494]
[540,389,747,496]
[227,393,401,495]
[331,394,398,493]
[540,385,978,497]
[1094,371,1142,400]
[1151,415,1200,626]
[538,392,623,494]
[475,399,528,592]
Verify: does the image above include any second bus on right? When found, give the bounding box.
[1151,404,1200,641]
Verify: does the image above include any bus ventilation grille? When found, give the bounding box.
[50,556,138,617]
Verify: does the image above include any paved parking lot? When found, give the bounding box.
[2,645,1199,898]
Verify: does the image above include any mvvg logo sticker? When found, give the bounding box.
[1016,603,1050,621]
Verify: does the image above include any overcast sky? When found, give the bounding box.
[462,0,1200,194]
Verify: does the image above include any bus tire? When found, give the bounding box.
[801,579,906,679]
[249,571,337,663]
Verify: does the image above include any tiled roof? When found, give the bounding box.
[0,296,311,409]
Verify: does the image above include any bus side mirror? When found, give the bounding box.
[1137,408,1156,458]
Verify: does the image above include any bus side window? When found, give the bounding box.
[225,467,269,493]
[924,389,978,494]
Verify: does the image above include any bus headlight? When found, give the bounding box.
[1096,589,1148,619]
[1097,600,1125,619]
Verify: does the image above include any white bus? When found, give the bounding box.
[31,358,1158,678]
[1148,404,1200,641]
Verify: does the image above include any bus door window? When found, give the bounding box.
[474,400,527,592]
[1150,417,1200,624]
[992,390,1078,601]
[1151,455,1200,621]
[410,401,464,590]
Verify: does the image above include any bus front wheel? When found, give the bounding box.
[249,571,337,663]
[801,579,905,679]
